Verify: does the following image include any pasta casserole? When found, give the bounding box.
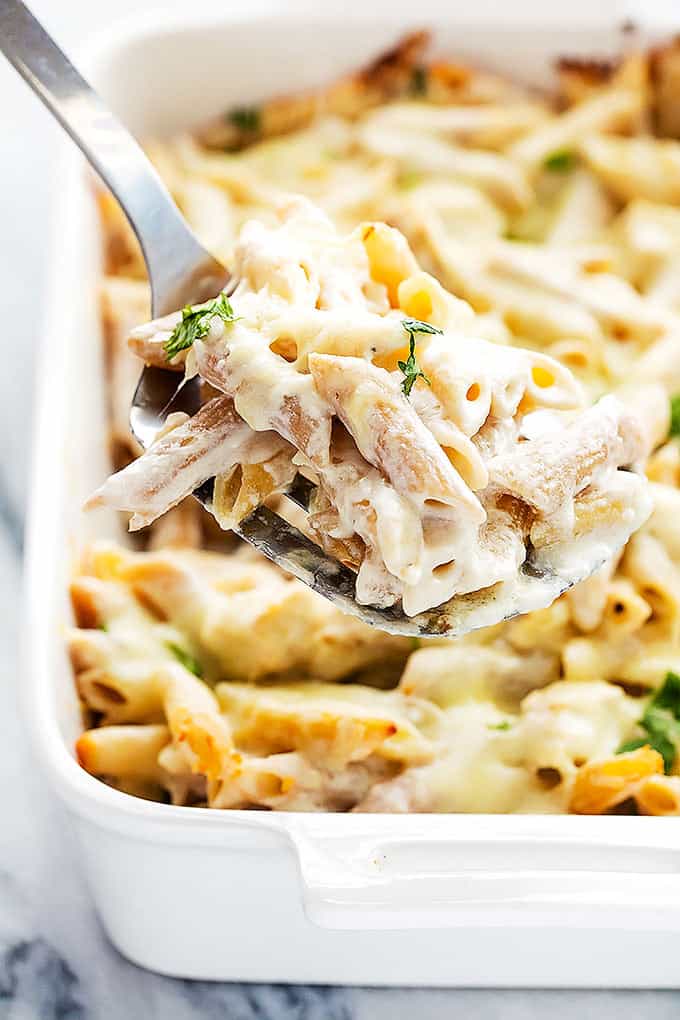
[89,196,651,618]
[71,31,680,814]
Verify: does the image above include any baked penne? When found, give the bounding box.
[91,198,650,617]
[75,32,680,815]
[88,396,291,529]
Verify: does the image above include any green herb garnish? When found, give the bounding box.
[166,642,204,679]
[227,105,261,133]
[618,671,680,773]
[650,671,680,714]
[489,721,511,731]
[544,149,576,172]
[410,66,428,97]
[164,293,237,361]
[398,335,430,397]
[670,395,680,437]
[398,318,440,398]
[397,170,423,191]
[401,317,443,338]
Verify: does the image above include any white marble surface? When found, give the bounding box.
[3,1,680,1015]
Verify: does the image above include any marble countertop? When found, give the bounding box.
[2,1,680,1015]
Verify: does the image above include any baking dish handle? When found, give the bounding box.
[288,822,680,930]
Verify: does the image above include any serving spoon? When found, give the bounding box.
[0,0,626,636]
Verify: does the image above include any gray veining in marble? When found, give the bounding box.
[2,1,680,1016]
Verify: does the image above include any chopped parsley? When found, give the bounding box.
[398,336,430,397]
[398,318,440,398]
[166,642,204,679]
[410,66,428,97]
[670,394,680,437]
[164,293,237,361]
[618,671,680,773]
[397,170,423,191]
[401,317,443,338]
[489,720,511,731]
[544,149,576,172]
[226,105,261,133]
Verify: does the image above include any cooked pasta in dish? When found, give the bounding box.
[72,31,680,813]
[89,197,651,617]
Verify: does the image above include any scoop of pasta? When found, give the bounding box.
[88,197,652,619]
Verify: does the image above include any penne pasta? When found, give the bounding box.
[76,31,680,816]
[88,396,290,529]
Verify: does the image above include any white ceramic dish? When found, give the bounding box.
[23,5,680,986]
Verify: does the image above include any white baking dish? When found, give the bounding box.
[22,5,680,986]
